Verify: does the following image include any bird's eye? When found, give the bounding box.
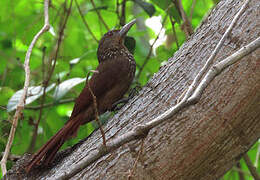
[107,31,113,36]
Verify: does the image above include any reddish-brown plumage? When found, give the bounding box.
[25,20,136,173]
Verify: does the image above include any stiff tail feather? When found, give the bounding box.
[25,119,81,173]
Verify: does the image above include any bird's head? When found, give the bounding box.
[97,19,136,63]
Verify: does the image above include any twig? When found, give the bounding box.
[0,0,50,176]
[127,139,145,180]
[0,105,7,110]
[232,166,251,176]
[188,36,260,102]
[26,0,73,154]
[25,98,75,110]
[87,71,106,147]
[58,36,260,180]
[120,0,127,26]
[41,46,47,81]
[169,16,179,49]
[136,15,168,81]
[116,0,120,26]
[88,6,108,12]
[243,154,260,180]
[236,162,245,180]
[75,0,99,43]
[174,0,193,37]
[181,0,251,103]
[0,152,21,162]
[45,0,73,84]
[90,0,109,31]
[189,0,196,21]
[27,48,48,153]
[255,144,260,167]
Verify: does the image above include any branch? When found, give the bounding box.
[0,0,50,175]
[45,0,73,84]
[0,105,7,110]
[235,162,245,180]
[255,144,260,167]
[243,154,260,180]
[25,98,75,110]
[75,0,99,43]
[188,36,260,102]
[176,0,193,37]
[233,165,251,177]
[127,139,145,179]
[58,36,260,179]
[169,16,179,49]
[27,0,73,153]
[0,152,21,162]
[52,1,258,178]
[116,0,120,25]
[181,0,251,103]
[189,0,196,21]
[27,47,48,153]
[90,0,109,31]
[120,0,127,26]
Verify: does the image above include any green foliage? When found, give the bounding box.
[221,143,260,180]
[0,0,258,178]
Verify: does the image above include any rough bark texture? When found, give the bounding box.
[7,0,260,179]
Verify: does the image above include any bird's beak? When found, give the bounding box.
[119,19,136,38]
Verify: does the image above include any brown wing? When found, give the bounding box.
[69,59,121,120]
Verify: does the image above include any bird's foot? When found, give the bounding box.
[111,85,140,111]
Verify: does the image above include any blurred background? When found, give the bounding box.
[0,0,258,179]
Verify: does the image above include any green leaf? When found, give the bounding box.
[150,0,181,23]
[133,0,156,17]
[0,87,14,105]
[124,36,136,54]
[1,39,12,49]
[7,84,55,112]
[53,78,86,100]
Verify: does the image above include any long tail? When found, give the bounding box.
[25,119,81,173]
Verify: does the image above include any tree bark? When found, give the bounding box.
[7,0,260,179]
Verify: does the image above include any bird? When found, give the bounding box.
[25,19,136,173]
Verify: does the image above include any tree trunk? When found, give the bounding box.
[7,0,260,179]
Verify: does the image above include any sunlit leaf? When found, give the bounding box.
[70,57,81,65]
[7,84,56,112]
[53,78,86,100]
[48,25,56,36]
